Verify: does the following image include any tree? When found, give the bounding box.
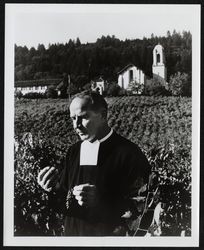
[68,83,79,96]
[74,75,89,90]
[167,30,171,38]
[169,72,191,96]
[106,83,121,96]
[83,82,91,91]
[144,78,170,96]
[37,44,46,55]
[15,90,23,99]
[45,86,58,98]
[182,73,191,97]
[75,37,81,47]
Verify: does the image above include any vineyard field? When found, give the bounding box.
[14,96,192,236]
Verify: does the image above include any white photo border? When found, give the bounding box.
[4,3,201,247]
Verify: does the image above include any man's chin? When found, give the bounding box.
[78,134,89,141]
[78,134,95,142]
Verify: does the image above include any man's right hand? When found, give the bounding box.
[37,166,59,192]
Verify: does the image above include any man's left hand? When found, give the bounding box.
[73,183,99,208]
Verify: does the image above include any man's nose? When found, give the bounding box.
[73,117,82,129]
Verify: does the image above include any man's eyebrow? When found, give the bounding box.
[70,112,88,118]
[79,113,88,118]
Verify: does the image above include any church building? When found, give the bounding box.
[117,64,145,93]
[117,43,167,93]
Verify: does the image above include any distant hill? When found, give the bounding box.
[15,30,191,88]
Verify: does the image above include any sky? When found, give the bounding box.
[8,4,200,48]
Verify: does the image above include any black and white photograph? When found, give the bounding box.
[4,2,200,247]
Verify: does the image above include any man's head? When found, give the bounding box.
[69,92,109,142]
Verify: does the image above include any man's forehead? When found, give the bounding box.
[70,97,90,112]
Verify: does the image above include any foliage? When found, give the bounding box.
[14,133,64,235]
[106,83,123,96]
[169,72,191,96]
[146,146,191,236]
[74,75,89,89]
[45,85,58,98]
[128,80,144,95]
[83,82,92,91]
[15,90,23,99]
[68,82,79,96]
[14,96,192,236]
[144,78,170,96]
[23,92,46,99]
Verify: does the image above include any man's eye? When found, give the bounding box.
[81,114,89,119]
[82,116,89,120]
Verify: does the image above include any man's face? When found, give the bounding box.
[69,97,104,142]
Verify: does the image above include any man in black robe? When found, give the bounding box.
[37,92,152,236]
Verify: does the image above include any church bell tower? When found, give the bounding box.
[152,44,167,81]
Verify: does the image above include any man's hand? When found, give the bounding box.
[73,183,99,208]
[37,166,59,192]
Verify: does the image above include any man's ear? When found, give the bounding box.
[101,110,107,120]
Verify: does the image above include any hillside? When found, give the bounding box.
[15,31,192,86]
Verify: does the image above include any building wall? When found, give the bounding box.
[152,65,166,80]
[15,86,48,95]
[118,75,124,88]
[118,66,145,90]
[96,82,104,95]
[96,81,105,90]
[152,44,167,81]
[135,69,145,86]
[91,80,105,95]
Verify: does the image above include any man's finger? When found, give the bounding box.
[44,186,53,192]
[37,166,50,183]
[73,183,90,190]
[41,167,57,186]
[44,170,59,190]
[73,189,86,197]
[82,185,96,192]
[75,195,87,202]
[78,200,84,206]
[73,183,95,192]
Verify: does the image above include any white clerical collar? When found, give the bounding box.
[80,128,113,166]
[99,128,113,143]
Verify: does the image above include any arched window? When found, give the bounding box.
[157,53,160,63]
[129,70,133,81]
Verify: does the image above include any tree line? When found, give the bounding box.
[15,30,191,86]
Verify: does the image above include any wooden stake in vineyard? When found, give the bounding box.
[68,74,71,102]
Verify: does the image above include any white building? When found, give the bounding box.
[152,44,167,81]
[15,85,48,95]
[118,44,167,94]
[118,64,145,90]
[91,77,105,95]
[15,79,61,95]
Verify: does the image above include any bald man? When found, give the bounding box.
[37,92,151,236]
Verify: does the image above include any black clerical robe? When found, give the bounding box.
[53,131,151,236]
